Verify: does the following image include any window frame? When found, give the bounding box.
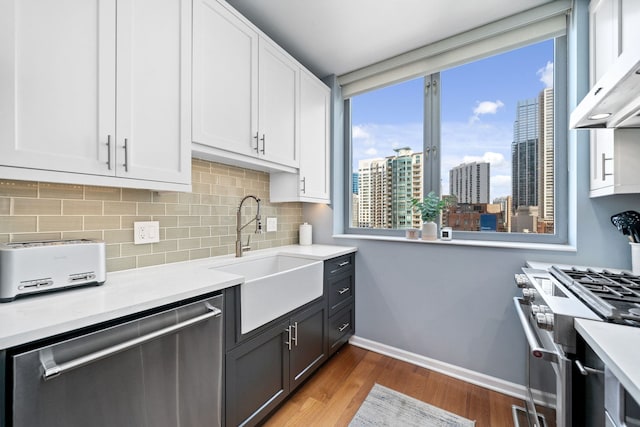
[343,36,568,244]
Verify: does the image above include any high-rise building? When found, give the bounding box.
[352,172,359,194]
[449,161,490,204]
[511,97,539,211]
[386,147,423,229]
[356,148,423,229]
[357,158,386,228]
[538,87,554,229]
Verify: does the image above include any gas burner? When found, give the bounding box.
[629,308,640,317]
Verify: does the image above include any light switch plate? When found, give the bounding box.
[134,221,160,244]
[266,217,277,232]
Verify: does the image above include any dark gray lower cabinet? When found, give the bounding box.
[225,300,327,427]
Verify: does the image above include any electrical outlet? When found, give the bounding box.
[134,221,160,244]
[266,217,277,232]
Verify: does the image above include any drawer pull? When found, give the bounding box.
[338,287,350,295]
[338,261,350,267]
[338,322,350,332]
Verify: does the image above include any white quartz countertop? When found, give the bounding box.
[575,319,640,405]
[0,244,356,350]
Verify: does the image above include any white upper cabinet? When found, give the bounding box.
[258,38,298,168]
[192,0,258,158]
[0,0,116,176]
[270,70,330,203]
[192,0,299,172]
[588,0,640,197]
[0,0,191,191]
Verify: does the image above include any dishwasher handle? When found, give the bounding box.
[513,297,559,363]
[41,302,221,381]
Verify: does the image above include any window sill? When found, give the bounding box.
[332,233,576,252]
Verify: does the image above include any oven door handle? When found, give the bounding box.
[513,297,559,363]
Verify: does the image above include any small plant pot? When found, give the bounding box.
[422,222,437,240]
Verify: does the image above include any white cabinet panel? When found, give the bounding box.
[590,129,640,197]
[0,0,116,176]
[117,0,191,184]
[193,0,258,157]
[258,39,298,168]
[270,71,330,204]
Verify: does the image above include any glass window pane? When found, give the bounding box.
[350,77,424,229]
[440,39,555,234]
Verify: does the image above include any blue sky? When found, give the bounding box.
[351,39,554,200]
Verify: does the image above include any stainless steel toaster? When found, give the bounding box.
[0,239,106,302]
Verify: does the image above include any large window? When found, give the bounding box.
[346,37,567,243]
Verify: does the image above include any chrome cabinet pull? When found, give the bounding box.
[106,135,112,170]
[123,138,129,172]
[575,360,604,376]
[338,322,350,332]
[260,134,265,154]
[40,303,221,380]
[338,287,350,295]
[301,177,306,194]
[253,132,260,153]
[284,325,292,351]
[292,322,298,347]
[601,153,613,181]
[338,261,350,267]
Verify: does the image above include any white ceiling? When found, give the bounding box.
[225,0,555,78]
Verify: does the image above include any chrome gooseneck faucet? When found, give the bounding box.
[236,195,262,257]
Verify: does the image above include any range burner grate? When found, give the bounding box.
[551,266,640,325]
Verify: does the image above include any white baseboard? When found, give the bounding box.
[348,335,555,408]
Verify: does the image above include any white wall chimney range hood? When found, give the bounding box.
[571,46,640,129]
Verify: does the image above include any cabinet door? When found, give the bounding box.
[290,301,327,391]
[258,39,298,168]
[193,0,258,157]
[116,0,191,185]
[226,319,290,427]
[590,129,615,192]
[0,0,116,176]
[590,0,620,83]
[299,71,331,201]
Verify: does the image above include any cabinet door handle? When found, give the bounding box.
[338,322,350,332]
[260,134,266,154]
[284,326,292,351]
[123,138,129,172]
[338,261,350,267]
[253,132,260,153]
[301,177,306,194]
[292,321,298,347]
[601,153,613,181]
[338,287,350,295]
[106,135,112,170]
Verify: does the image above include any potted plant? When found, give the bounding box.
[411,191,448,240]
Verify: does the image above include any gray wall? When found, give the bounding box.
[308,1,640,387]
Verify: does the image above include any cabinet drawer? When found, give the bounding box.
[328,305,354,354]
[328,274,354,315]
[324,253,354,278]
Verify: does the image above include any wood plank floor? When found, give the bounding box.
[263,344,555,427]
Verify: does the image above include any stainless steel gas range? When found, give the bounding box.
[514,262,640,427]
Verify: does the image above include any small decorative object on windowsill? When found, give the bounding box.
[405,228,420,239]
[411,192,449,241]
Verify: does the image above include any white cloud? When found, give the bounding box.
[537,61,554,88]
[365,148,378,156]
[461,152,506,167]
[470,100,504,123]
[352,125,370,140]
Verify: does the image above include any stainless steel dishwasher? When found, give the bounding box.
[8,293,223,427]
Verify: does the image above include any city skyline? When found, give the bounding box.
[351,39,554,201]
